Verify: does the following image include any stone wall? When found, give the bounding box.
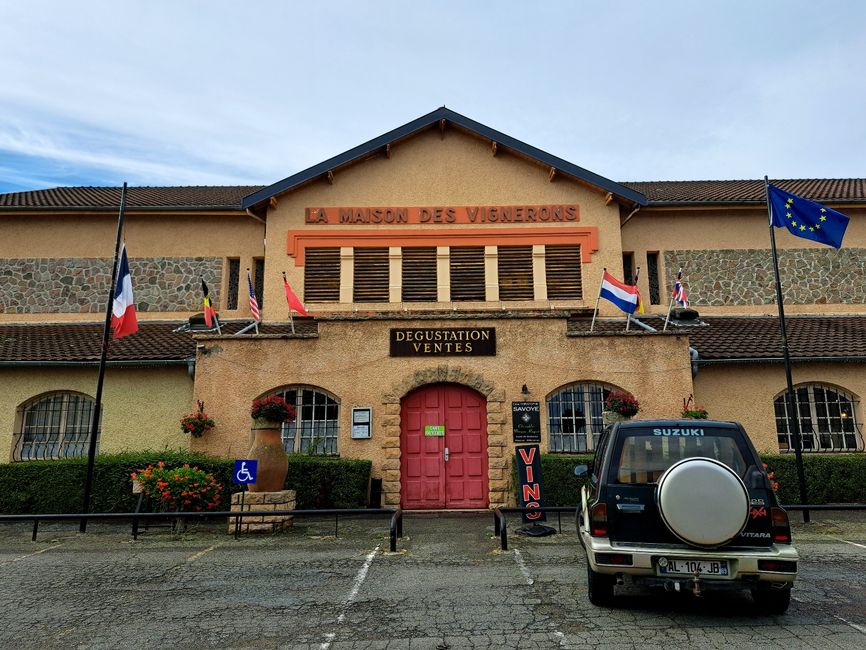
[0,257,223,313]
[665,249,866,306]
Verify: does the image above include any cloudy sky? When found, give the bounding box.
[1,1,864,193]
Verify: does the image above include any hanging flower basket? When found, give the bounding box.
[180,401,215,438]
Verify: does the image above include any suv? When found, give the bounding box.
[575,420,798,613]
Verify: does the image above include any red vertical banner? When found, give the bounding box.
[515,444,546,524]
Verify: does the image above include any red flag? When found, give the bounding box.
[111,245,138,339]
[282,272,308,316]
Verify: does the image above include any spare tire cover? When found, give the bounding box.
[656,457,749,547]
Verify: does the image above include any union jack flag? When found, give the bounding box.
[672,269,688,308]
[247,270,261,321]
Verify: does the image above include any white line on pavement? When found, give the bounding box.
[186,544,220,563]
[320,545,380,649]
[1,544,63,565]
[825,534,866,551]
[513,549,534,585]
[834,614,866,635]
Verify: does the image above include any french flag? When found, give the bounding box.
[600,271,643,315]
[111,244,138,339]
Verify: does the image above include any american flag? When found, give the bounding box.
[672,269,688,308]
[247,270,261,321]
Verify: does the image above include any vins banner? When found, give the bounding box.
[514,444,546,524]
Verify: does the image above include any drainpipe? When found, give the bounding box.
[620,204,642,228]
[689,347,699,378]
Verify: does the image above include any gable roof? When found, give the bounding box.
[621,179,866,205]
[0,186,263,211]
[241,107,648,210]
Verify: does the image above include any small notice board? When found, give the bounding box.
[352,407,372,439]
[424,425,445,437]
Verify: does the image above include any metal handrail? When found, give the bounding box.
[0,508,403,551]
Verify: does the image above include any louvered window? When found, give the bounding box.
[402,247,437,302]
[353,247,389,302]
[497,246,533,301]
[545,245,582,300]
[449,246,485,301]
[304,248,340,302]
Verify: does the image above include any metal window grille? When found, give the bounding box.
[774,384,863,452]
[14,393,99,461]
[647,252,660,304]
[227,258,240,309]
[272,387,339,455]
[547,383,614,452]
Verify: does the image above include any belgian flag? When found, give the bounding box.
[201,278,218,328]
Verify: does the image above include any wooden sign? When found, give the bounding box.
[390,328,496,356]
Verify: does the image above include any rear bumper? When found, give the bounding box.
[582,534,799,585]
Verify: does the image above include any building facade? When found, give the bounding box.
[2,108,864,508]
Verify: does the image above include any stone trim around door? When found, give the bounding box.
[381,365,507,509]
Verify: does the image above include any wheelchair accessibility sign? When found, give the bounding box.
[233,460,258,485]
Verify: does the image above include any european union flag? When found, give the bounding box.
[768,184,849,248]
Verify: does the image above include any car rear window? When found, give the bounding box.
[613,427,749,484]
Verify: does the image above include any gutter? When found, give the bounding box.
[697,355,866,366]
[0,359,193,368]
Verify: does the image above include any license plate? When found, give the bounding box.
[657,558,729,577]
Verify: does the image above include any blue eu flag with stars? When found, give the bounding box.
[768,184,849,249]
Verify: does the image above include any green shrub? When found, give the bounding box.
[512,453,593,506]
[0,451,371,514]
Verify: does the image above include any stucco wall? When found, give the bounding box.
[191,318,694,506]
[263,129,627,319]
[692,361,866,453]
[1,366,194,462]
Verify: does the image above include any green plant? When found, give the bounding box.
[681,394,708,419]
[604,390,640,418]
[180,400,215,437]
[251,395,297,424]
[132,462,222,511]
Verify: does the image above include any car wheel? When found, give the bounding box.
[586,563,615,607]
[751,584,792,615]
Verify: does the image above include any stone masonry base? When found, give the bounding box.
[228,489,296,534]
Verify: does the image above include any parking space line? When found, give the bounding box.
[1,544,63,565]
[825,534,866,551]
[320,544,380,649]
[513,549,534,585]
[185,544,220,563]
[834,615,866,635]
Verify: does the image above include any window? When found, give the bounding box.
[254,257,265,308]
[545,245,582,300]
[547,382,617,452]
[402,247,437,302]
[774,384,863,452]
[449,246,485,301]
[353,247,389,302]
[497,246,533,301]
[14,392,99,461]
[622,252,635,286]
[227,258,240,309]
[269,386,339,455]
[304,247,340,302]
[646,252,660,305]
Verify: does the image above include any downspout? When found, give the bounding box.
[245,208,266,224]
[621,204,642,228]
[689,347,699,378]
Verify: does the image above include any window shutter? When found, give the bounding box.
[353,247,389,302]
[449,246,485,301]
[545,245,582,300]
[304,247,340,302]
[402,247,437,302]
[497,246,533,301]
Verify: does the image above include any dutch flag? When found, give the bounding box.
[111,244,138,339]
[600,271,644,315]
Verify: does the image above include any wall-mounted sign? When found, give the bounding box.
[424,425,445,437]
[515,445,547,524]
[305,205,580,226]
[512,402,541,443]
[390,328,496,356]
[351,407,372,439]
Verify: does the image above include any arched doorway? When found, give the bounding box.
[400,383,488,509]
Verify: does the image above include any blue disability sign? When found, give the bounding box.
[233,460,258,484]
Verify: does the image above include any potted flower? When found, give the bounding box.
[180,400,215,438]
[247,395,297,492]
[681,395,709,419]
[603,390,640,426]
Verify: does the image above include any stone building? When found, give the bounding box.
[1,107,864,509]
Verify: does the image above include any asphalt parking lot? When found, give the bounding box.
[0,511,864,649]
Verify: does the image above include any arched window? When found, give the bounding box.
[267,386,339,455]
[774,384,863,452]
[15,392,99,461]
[547,382,618,452]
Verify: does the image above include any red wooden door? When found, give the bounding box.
[400,383,488,509]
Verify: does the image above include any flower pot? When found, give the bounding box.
[602,411,629,427]
[247,423,289,493]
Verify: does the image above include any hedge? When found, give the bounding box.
[514,453,866,507]
[0,451,372,514]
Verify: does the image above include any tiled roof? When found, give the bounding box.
[621,179,866,205]
[0,186,264,210]
[568,314,866,362]
[0,320,317,363]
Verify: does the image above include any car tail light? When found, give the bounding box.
[771,507,791,543]
[595,553,633,565]
[758,559,797,573]
[590,502,608,536]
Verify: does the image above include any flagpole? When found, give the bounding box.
[663,267,681,332]
[626,266,641,332]
[589,267,606,332]
[80,182,128,533]
[765,175,810,523]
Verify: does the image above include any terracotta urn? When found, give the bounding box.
[602,411,628,427]
[247,420,289,492]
